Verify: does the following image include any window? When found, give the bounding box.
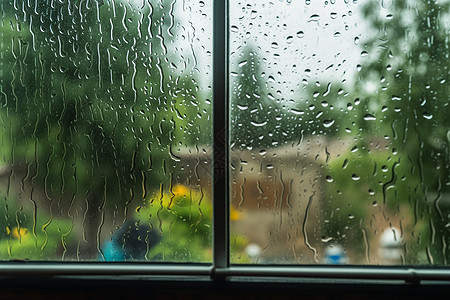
[0,0,450,284]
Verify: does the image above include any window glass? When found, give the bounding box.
[0,0,212,262]
[230,0,449,265]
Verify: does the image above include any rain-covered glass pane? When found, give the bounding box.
[0,0,212,262]
[230,0,449,265]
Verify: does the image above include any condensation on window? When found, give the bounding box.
[0,0,212,262]
[229,0,450,265]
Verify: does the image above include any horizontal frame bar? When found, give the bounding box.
[217,266,450,282]
[0,263,211,276]
[0,263,449,282]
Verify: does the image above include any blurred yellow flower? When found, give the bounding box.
[230,206,242,221]
[172,184,189,197]
[7,226,29,239]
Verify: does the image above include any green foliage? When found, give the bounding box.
[0,191,73,260]
[135,184,212,262]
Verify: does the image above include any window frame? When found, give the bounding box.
[0,0,449,286]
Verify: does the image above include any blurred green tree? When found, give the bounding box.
[0,0,210,260]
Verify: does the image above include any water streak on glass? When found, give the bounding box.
[0,0,212,262]
[230,0,450,265]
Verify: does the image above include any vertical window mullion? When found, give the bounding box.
[213,0,230,271]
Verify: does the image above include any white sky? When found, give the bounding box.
[125,0,378,99]
[229,0,372,99]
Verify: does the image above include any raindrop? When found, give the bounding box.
[354,37,360,45]
[286,35,294,43]
[323,120,335,128]
[271,42,279,49]
[321,237,333,242]
[309,14,320,22]
[296,31,305,38]
[361,51,368,57]
[363,114,376,121]
[330,12,337,19]
[291,109,305,115]
[326,175,334,183]
[342,159,349,169]
[238,60,248,67]
[351,174,360,181]
[250,120,268,127]
[423,112,433,120]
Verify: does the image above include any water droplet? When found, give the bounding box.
[361,51,368,57]
[348,215,355,219]
[330,12,338,19]
[238,60,248,67]
[321,237,333,242]
[286,35,294,43]
[381,165,388,172]
[296,31,305,38]
[323,120,335,128]
[291,109,305,115]
[363,114,376,121]
[351,174,360,181]
[342,159,349,169]
[326,175,334,183]
[423,112,433,120]
[271,42,279,49]
[309,14,320,22]
[386,14,393,20]
[369,189,375,196]
[354,37,360,45]
[250,120,268,127]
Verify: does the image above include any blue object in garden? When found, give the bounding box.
[324,245,347,265]
[101,220,160,261]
